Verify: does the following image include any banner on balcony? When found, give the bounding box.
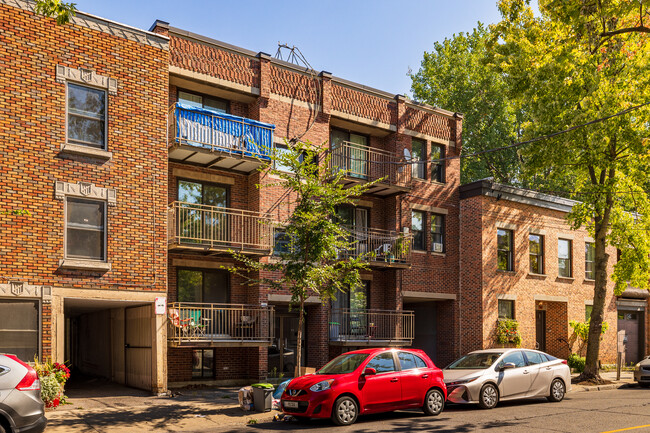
[174,103,275,160]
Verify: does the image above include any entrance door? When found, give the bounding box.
[408,303,437,363]
[270,313,304,375]
[618,310,641,364]
[125,305,153,390]
[535,310,546,352]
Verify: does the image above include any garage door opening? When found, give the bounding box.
[64,298,155,394]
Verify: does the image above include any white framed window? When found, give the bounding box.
[558,239,572,277]
[65,198,107,261]
[67,83,107,149]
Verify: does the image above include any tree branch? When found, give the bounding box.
[600,26,650,37]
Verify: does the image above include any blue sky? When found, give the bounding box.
[75,1,516,96]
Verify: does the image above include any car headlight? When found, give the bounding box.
[309,379,334,392]
[635,363,641,371]
[448,377,479,386]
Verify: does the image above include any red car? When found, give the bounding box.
[281,348,446,425]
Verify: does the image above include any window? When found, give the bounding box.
[178,90,227,113]
[523,350,544,365]
[366,352,396,374]
[192,349,215,379]
[498,351,526,368]
[498,299,514,319]
[430,145,444,183]
[67,83,106,149]
[177,269,230,303]
[558,239,572,277]
[273,229,292,256]
[585,242,595,280]
[411,139,426,179]
[178,180,228,207]
[0,300,39,361]
[497,229,513,271]
[585,305,593,322]
[66,198,106,261]
[529,234,544,274]
[330,129,368,179]
[431,214,445,253]
[412,210,425,250]
[274,144,294,173]
[398,352,427,370]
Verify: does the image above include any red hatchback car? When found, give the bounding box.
[281,348,447,426]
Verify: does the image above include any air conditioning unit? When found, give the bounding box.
[432,243,444,253]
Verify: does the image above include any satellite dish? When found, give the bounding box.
[403,148,411,161]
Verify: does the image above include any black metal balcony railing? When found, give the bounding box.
[329,309,414,345]
[330,141,412,190]
[338,226,413,267]
[168,302,274,346]
[168,103,275,161]
[168,201,274,254]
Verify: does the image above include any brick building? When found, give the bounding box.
[149,20,463,386]
[459,179,620,363]
[0,0,169,392]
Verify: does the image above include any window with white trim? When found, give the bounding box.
[66,198,106,261]
[67,83,107,149]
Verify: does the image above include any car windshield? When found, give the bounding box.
[446,353,502,369]
[317,353,369,375]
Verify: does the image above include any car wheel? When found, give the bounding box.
[547,378,566,402]
[0,422,5,433]
[331,396,358,426]
[478,383,499,409]
[423,388,445,416]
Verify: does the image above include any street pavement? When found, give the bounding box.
[45,372,649,433]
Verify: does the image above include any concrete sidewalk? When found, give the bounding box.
[571,370,635,392]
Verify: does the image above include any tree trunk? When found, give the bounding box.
[296,296,305,376]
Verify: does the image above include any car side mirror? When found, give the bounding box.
[499,362,516,371]
[363,367,376,376]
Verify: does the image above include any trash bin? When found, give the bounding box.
[251,383,275,412]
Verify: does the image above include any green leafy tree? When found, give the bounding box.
[410,24,524,184]
[228,141,378,373]
[35,0,76,25]
[492,0,650,381]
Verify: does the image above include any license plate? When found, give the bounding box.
[284,400,299,409]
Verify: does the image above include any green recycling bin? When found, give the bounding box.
[251,383,275,412]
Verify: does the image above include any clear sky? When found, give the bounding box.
[74,0,513,97]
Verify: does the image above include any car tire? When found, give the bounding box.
[423,388,445,416]
[331,396,358,426]
[478,383,499,409]
[547,378,566,402]
[0,422,6,433]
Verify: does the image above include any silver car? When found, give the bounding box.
[634,356,650,387]
[0,354,47,433]
[443,349,571,409]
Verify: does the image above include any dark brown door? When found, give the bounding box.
[536,310,546,352]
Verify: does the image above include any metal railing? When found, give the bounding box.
[330,141,412,189]
[168,302,274,345]
[338,226,413,266]
[168,201,274,252]
[168,103,274,160]
[329,309,414,343]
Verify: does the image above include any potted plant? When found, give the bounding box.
[34,358,70,409]
[495,319,522,347]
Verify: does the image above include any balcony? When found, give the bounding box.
[339,226,413,268]
[168,103,275,173]
[168,303,274,347]
[330,141,412,196]
[329,309,414,346]
[168,201,274,255]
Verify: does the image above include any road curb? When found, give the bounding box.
[574,382,634,392]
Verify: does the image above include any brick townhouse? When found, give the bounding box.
[0,0,169,392]
[459,179,647,364]
[149,20,463,386]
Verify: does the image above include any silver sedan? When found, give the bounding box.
[634,355,650,387]
[443,348,571,409]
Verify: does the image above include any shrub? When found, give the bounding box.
[568,353,586,372]
[34,358,70,408]
[40,373,62,407]
[496,319,522,347]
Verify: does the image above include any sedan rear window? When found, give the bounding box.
[447,352,502,369]
[399,352,428,370]
[317,354,368,375]
[524,351,544,365]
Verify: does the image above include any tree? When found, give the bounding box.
[410,24,524,184]
[228,141,379,374]
[35,0,76,25]
[492,0,650,381]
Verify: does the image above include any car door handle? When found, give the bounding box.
[391,378,399,382]
[523,370,529,374]
[421,374,429,379]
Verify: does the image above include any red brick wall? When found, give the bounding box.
[460,193,618,362]
[0,3,168,358]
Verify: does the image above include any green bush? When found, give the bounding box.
[568,353,586,372]
[495,319,522,347]
[40,373,61,405]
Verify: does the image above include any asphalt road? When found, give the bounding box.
[226,387,650,433]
